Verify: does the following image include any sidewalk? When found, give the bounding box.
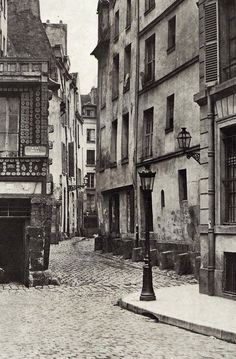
[119,284,236,344]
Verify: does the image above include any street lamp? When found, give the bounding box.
[139,165,156,301]
[177,127,200,164]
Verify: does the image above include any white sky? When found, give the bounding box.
[40,0,98,94]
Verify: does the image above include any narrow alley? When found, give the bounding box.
[0,238,235,359]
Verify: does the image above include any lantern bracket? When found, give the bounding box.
[186,150,201,164]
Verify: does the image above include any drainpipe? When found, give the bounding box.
[133,0,140,246]
[207,87,215,296]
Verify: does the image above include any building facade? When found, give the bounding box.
[44,21,83,241]
[195,0,236,298]
[81,88,98,236]
[137,0,200,250]
[0,0,55,286]
[93,0,138,240]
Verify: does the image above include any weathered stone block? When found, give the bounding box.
[159,251,175,270]
[122,239,133,260]
[94,235,103,251]
[174,253,192,275]
[102,236,112,253]
[132,247,143,262]
[112,238,123,255]
[30,257,44,271]
[150,249,158,267]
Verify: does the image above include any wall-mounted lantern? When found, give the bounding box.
[177,127,200,164]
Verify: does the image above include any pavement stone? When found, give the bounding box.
[0,237,235,359]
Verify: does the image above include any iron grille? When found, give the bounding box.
[224,252,236,295]
[0,199,31,218]
[224,134,236,223]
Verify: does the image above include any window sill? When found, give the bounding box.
[109,161,117,168]
[112,95,119,102]
[113,35,119,43]
[215,225,236,234]
[165,127,173,134]
[144,4,156,16]
[87,141,96,144]
[86,164,96,167]
[167,46,175,55]
[125,24,131,32]
[143,78,155,87]
[121,158,129,165]
[123,84,130,94]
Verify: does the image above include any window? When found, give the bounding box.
[224,252,236,294]
[99,126,106,169]
[227,0,236,78]
[124,44,131,92]
[178,169,188,201]
[145,35,155,83]
[101,62,107,107]
[168,16,176,52]
[161,190,165,209]
[145,0,155,13]
[166,94,175,132]
[0,97,20,157]
[122,113,129,161]
[87,173,95,188]
[68,142,74,177]
[3,0,6,18]
[143,108,153,159]
[87,129,95,143]
[109,193,119,233]
[223,130,236,223]
[111,120,118,164]
[114,10,119,41]
[62,142,67,174]
[112,54,119,99]
[87,150,95,166]
[126,0,132,28]
[126,190,134,233]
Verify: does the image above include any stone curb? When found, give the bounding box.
[118,298,236,344]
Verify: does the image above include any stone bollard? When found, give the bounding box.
[112,238,123,255]
[94,236,103,251]
[132,247,143,262]
[122,239,133,260]
[159,251,175,270]
[174,253,192,275]
[194,256,201,280]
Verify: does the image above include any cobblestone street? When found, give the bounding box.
[0,238,235,359]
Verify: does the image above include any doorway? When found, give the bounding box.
[0,219,26,283]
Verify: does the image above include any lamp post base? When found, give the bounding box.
[140,264,156,301]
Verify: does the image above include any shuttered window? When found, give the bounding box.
[204,1,219,84]
[68,142,74,177]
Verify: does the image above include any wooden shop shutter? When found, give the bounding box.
[204,1,219,84]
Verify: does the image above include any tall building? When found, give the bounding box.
[92,0,138,240]
[195,0,236,298]
[81,88,98,236]
[0,0,54,286]
[137,1,200,249]
[44,21,82,241]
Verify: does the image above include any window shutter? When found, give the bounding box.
[204,1,219,84]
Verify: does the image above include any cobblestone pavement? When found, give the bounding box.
[0,237,235,359]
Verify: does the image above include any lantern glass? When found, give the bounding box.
[139,167,156,192]
[177,127,192,152]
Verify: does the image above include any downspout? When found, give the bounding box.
[133,0,140,246]
[207,87,215,296]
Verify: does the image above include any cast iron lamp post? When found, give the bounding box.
[177,127,200,164]
[139,165,156,301]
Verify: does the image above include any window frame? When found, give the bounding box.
[124,44,131,92]
[112,54,120,100]
[145,0,155,15]
[144,34,155,84]
[114,10,120,42]
[126,0,132,29]
[87,172,95,189]
[122,113,129,162]
[87,149,96,166]
[167,16,176,53]
[143,107,154,159]
[165,94,175,133]
[87,128,96,143]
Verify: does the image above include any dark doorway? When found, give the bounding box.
[0,219,25,283]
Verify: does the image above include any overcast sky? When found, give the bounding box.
[40,0,98,94]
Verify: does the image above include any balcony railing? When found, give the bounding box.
[0,58,48,77]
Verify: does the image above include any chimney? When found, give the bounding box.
[8,0,41,18]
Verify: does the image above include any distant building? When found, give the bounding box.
[81,88,98,236]
[44,21,82,241]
